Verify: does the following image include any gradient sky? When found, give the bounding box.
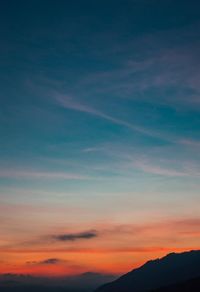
[0,0,200,277]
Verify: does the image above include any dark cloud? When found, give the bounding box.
[40,258,61,265]
[26,258,61,265]
[52,230,98,242]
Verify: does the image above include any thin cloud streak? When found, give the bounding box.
[2,218,199,252]
[55,94,168,140]
[55,94,199,147]
[135,160,200,178]
[1,246,195,254]
[134,160,187,177]
[52,230,98,242]
[0,169,91,180]
[179,139,200,147]
[26,258,62,265]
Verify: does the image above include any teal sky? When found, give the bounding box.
[0,0,200,276]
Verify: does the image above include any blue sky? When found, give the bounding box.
[0,0,200,275]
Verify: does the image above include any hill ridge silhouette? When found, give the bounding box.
[96,250,200,292]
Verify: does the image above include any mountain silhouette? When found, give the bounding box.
[152,276,200,291]
[96,250,200,292]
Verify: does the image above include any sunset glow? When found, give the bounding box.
[0,0,200,282]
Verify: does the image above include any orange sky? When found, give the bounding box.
[1,216,200,276]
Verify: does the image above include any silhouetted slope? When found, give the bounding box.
[96,250,200,292]
[152,276,200,291]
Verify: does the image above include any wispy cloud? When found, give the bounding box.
[55,93,170,141]
[1,246,195,254]
[176,218,200,227]
[0,230,99,252]
[1,217,200,257]
[179,139,200,147]
[134,160,187,177]
[82,147,104,153]
[51,230,98,242]
[51,91,200,149]
[0,169,90,180]
[26,258,62,265]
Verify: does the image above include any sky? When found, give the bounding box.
[0,0,200,277]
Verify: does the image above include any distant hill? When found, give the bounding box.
[96,250,200,292]
[0,272,116,292]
